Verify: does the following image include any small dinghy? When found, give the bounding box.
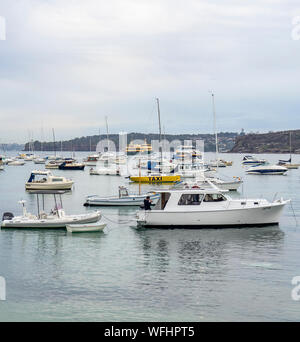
[66,222,106,233]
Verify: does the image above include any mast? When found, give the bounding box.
[211,92,219,168]
[289,131,292,162]
[52,128,56,157]
[105,116,109,152]
[156,98,163,170]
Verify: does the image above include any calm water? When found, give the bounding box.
[0,152,300,321]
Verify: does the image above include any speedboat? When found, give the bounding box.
[84,154,100,166]
[1,198,101,229]
[136,189,289,228]
[25,170,74,190]
[246,164,288,175]
[84,186,160,206]
[33,157,46,164]
[242,155,267,165]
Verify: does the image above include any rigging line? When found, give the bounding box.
[290,200,298,227]
[101,213,136,225]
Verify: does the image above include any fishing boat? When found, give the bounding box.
[246,164,288,175]
[136,189,289,228]
[1,194,101,228]
[25,170,74,190]
[66,222,106,233]
[242,155,267,165]
[84,186,160,206]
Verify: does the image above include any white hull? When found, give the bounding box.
[85,193,160,206]
[137,201,288,227]
[2,211,101,228]
[25,182,73,190]
[66,223,106,233]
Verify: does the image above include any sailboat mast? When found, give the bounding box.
[52,128,56,157]
[156,98,163,169]
[105,116,109,152]
[211,93,219,165]
[289,131,292,161]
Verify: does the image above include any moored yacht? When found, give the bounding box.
[25,170,74,190]
[136,189,289,228]
[246,164,288,175]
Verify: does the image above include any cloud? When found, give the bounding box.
[0,0,300,142]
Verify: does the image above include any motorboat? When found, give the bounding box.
[277,158,299,169]
[7,160,25,166]
[175,162,208,178]
[84,154,100,166]
[45,160,63,169]
[136,189,289,228]
[1,195,101,229]
[25,170,74,190]
[90,166,120,176]
[181,174,243,191]
[66,222,106,233]
[33,157,46,164]
[58,159,85,170]
[84,186,160,206]
[246,164,288,175]
[242,155,267,165]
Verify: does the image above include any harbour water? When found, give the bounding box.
[0,152,300,321]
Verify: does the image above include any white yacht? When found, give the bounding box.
[181,174,243,191]
[246,164,288,175]
[242,155,267,165]
[25,170,74,190]
[136,189,289,228]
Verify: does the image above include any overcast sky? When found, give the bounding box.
[0,0,300,143]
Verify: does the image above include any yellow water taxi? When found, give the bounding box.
[130,174,181,183]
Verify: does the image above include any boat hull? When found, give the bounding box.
[137,202,287,228]
[1,212,101,229]
[84,194,160,206]
[130,175,181,183]
[66,223,106,233]
[25,182,74,190]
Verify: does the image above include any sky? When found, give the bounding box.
[0,0,300,143]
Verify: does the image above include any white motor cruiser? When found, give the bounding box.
[136,189,289,228]
[1,195,101,229]
[25,170,74,190]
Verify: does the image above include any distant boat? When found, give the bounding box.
[277,132,299,169]
[246,164,287,175]
[59,160,85,170]
[242,155,267,165]
[130,173,181,183]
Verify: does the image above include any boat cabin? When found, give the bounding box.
[152,190,228,211]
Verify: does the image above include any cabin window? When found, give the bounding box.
[178,194,203,205]
[203,194,227,202]
[52,178,63,182]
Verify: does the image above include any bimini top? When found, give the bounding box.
[30,170,52,176]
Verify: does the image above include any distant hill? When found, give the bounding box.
[24,132,238,152]
[1,143,25,152]
[230,130,300,154]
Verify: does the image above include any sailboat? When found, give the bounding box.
[130,98,181,184]
[277,132,299,169]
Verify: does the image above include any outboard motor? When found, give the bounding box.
[2,212,14,221]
